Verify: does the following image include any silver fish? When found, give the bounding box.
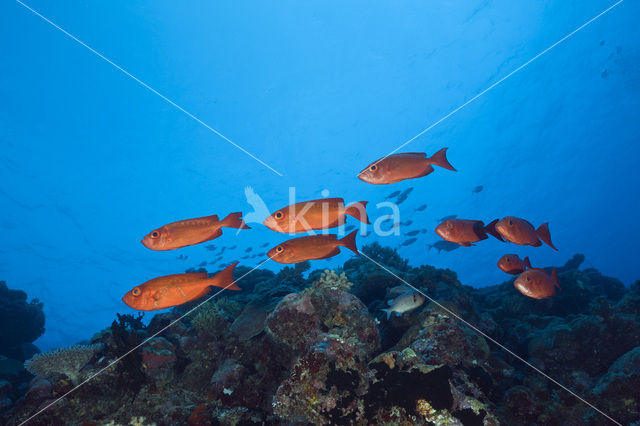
[381,292,425,319]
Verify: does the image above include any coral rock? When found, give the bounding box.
[141,337,176,386]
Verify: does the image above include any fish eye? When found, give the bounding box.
[150,230,160,239]
[274,211,284,220]
[276,246,284,253]
[506,258,510,262]
[369,164,378,172]
[132,287,141,296]
[509,220,513,226]
[526,277,530,281]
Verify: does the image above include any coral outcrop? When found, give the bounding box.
[2,248,639,425]
[0,281,44,414]
[24,344,102,385]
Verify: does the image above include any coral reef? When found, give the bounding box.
[3,247,639,425]
[0,281,45,414]
[24,344,102,385]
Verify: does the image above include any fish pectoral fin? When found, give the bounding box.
[459,242,472,247]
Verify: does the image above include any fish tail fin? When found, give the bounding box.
[484,219,504,241]
[524,256,532,269]
[536,222,557,250]
[344,201,370,224]
[429,147,457,171]
[209,262,241,291]
[380,308,391,320]
[340,229,359,255]
[552,268,560,289]
[222,212,251,230]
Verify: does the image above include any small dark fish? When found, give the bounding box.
[385,190,401,200]
[260,242,269,247]
[380,214,394,223]
[198,261,207,267]
[415,204,427,211]
[399,187,414,198]
[406,230,420,236]
[400,238,417,247]
[427,240,461,253]
[229,245,237,250]
[205,245,216,251]
[219,247,227,252]
[472,185,484,194]
[402,220,413,226]
[421,229,427,234]
[176,254,188,260]
[344,225,356,232]
[437,214,458,223]
[245,247,253,253]
[395,188,414,205]
[257,252,266,256]
[208,261,217,265]
[241,255,250,259]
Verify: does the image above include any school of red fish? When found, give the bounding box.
[123,147,561,310]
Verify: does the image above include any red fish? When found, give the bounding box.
[513,268,561,299]
[497,254,532,275]
[122,263,240,311]
[434,219,503,246]
[267,230,358,263]
[358,148,456,185]
[263,198,369,233]
[142,212,250,251]
[494,217,557,250]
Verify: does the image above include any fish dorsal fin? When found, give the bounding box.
[300,198,343,206]
[146,272,207,286]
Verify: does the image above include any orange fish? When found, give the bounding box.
[122,263,240,311]
[142,212,250,251]
[267,230,358,263]
[497,254,532,275]
[513,268,560,299]
[358,148,456,185]
[494,217,557,250]
[434,218,503,246]
[263,198,369,233]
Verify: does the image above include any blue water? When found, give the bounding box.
[1,0,639,351]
